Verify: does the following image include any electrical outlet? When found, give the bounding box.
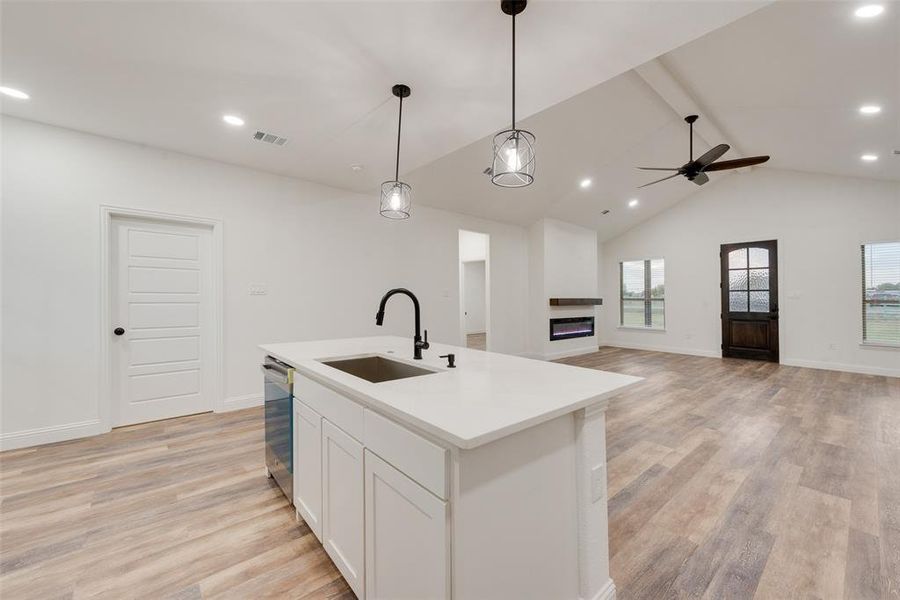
[249,284,267,296]
[590,464,606,503]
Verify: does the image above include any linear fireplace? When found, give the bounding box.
[549,316,595,341]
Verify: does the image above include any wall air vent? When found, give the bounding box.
[253,131,288,146]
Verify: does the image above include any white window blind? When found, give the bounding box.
[620,259,665,329]
[862,242,900,346]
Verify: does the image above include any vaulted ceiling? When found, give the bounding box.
[1,0,766,191]
[3,1,896,241]
[405,1,900,240]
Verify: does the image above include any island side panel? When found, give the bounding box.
[451,413,580,600]
[575,403,615,600]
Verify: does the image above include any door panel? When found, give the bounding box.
[720,240,779,362]
[365,450,449,600]
[112,218,213,426]
[295,399,323,542]
[322,419,365,599]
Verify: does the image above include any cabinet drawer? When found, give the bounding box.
[364,408,448,500]
[295,374,364,441]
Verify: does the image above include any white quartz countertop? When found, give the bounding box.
[260,336,641,449]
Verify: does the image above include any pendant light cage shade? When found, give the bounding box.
[491,129,535,188]
[380,180,412,220]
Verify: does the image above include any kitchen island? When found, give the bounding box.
[260,336,640,600]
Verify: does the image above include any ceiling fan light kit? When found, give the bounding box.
[637,114,770,188]
[380,84,413,220]
[491,0,536,188]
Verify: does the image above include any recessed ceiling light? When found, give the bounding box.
[855,4,884,17]
[580,178,592,189]
[0,86,30,100]
[628,198,639,208]
[859,104,882,115]
[861,154,879,162]
[222,114,245,127]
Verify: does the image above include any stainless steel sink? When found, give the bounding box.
[320,355,437,383]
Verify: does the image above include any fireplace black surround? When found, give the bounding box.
[549,317,595,341]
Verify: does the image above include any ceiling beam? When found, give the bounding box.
[635,58,746,159]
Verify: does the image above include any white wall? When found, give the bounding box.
[0,116,530,448]
[599,168,900,377]
[529,219,600,359]
[463,261,486,334]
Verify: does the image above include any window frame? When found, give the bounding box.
[619,257,665,331]
[861,241,900,348]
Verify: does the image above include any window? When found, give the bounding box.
[862,242,900,346]
[727,246,771,312]
[620,259,664,329]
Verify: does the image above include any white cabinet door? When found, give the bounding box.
[322,419,365,599]
[294,399,323,541]
[365,450,449,600]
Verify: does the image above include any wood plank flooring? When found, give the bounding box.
[465,333,486,351]
[0,409,352,599]
[560,347,900,600]
[1,347,897,598]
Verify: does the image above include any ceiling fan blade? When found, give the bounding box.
[637,167,680,171]
[693,144,730,169]
[702,156,770,172]
[638,173,681,188]
[692,172,709,186]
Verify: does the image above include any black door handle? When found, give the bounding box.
[114,327,125,336]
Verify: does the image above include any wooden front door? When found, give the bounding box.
[720,240,779,362]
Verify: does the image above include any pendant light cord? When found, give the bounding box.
[511,12,516,130]
[395,95,403,182]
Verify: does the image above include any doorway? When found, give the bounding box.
[720,239,779,362]
[108,213,219,426]
[459,230,490,350]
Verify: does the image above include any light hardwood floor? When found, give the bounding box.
[560,347,900,600]
[1,347,897,599]
[465,332,486,351]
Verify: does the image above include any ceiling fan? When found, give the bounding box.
[637,115,770,188]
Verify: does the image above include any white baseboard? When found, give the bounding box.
[0,419,104,452]
[781,357,900,378]
[598,340,719,359]
[221,393,263,411]
[590,579,616,600]
[516,348,599,361]
[543,346,600,361]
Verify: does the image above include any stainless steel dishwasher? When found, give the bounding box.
[262,356,294,501]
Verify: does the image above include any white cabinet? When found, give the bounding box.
[322,419,365,599]
[293,399,323,541]
[364,450,449,600]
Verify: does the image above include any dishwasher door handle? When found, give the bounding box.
[261,363,292,385]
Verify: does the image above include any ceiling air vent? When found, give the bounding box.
[253,130,288,146]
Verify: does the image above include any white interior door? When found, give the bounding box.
[463,260,486,334]
[111,217,214,426]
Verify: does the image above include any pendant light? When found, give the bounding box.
[491,0,535,188]
[380,84,412,219]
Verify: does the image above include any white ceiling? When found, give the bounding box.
[406,68,711,237]
[405,0,900,239]
[662,0,900,183]
[0,0,767,193]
